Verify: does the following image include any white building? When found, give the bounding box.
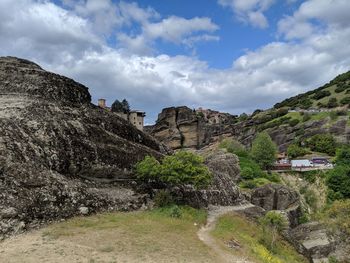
[291,159,312,168]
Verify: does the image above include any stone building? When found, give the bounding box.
[97,99,145,131]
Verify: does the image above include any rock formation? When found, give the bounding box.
[172,150,244,208]
[0,57,168,239]
[251,184,302,227]
[146,106,236,150]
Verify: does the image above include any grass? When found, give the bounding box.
[42,206,218,262]
[212,213,308,263]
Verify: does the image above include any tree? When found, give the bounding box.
[260,211,287,251]
[251,132,277,170]
[121,99,130,113]
[287,144,308,158]
[335,146,350,166]
[135,151,212,189]
[111,98,130,113]
[111,99,124,113]
[326,165,350,200]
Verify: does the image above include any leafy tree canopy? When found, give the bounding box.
[135,151,212,189]
[111,98,130,113]
[251,132,277,170]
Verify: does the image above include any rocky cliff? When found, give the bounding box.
[0,57,167,239]
[146,106,236,150]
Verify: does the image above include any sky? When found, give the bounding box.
[0,0,350,124]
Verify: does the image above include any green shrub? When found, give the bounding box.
[289,119,300,127]
[335,146,350,166]
[304,189,317,210]
[241,167,255,180]
[169,205,182,218]
[135,151,212,189]
[219,138,248,157]
[340,96,350,105]
[154,190,174,207]
[287,144,308,158]
[323,200,350,236]
[302,113,311,122]
[259,211,288,251]
[327,97,338,108]
[307,134,336,155]
[326,165,350,200]
[240,178,271,189]
[262,172,281,183]
[312,90,331,100]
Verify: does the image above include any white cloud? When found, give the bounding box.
[218,0,275,28]
[1,0,350,123]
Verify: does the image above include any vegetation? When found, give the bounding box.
[251,132,277,170]
[287,144,308,158]
[219,138,280,189]
[260,211,288,251]
[111,98,130,113]
[323,199,350,236]
[327,97,338,108]
[40,206,215,262]
[306,134,337,155]
[212,213,308,263]
[135,151,212,189]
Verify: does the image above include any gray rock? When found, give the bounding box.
[78,207,89,215]
[0,207,18,219]
[0,57,168,239]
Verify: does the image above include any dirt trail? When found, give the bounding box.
[197,204,256,263]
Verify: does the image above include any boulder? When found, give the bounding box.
[251,184,302,227]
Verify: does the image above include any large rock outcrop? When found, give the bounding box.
[251,184,302,227]
[0,57,167,239]
[172,150,243,208]
[146,106,236,150]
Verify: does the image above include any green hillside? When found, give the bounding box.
[274,71,350,109]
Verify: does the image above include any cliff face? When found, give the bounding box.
[147,106,236,150]
[0,57,167,239]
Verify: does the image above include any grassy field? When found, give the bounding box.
[211,213,308,263]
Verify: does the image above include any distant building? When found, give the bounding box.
[311,157,330,166]
[116,110,146,131]
[291,159,312,168]
[97,99,145,131]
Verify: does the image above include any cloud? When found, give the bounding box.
[0,0,350,123]
[218,0,275,28]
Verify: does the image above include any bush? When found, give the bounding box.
[241,167,255,180]
[287,144,308,158]
[312,90,331,100]
[251,132,277,170]
[340,96,350,105]
[240,178,271,189]
[302,113,311,122]
[259,211,287,251]
[327,97,338,108]
[335,146,350,166]
[289,119,300,127]
[169,205,182,218]
[219,138,248,157]
[323,200,350,236]
[326,165,350,200]
[307,134,336,155]
[154,190,174,207]
[135,151,212,189]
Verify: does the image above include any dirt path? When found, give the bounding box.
[197,204,256,263]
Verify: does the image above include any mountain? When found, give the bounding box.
[0,57,167,239]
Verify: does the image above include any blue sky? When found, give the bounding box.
[0,0,350,123]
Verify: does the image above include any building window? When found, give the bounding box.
[139,122,141,125]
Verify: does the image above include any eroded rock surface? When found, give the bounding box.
[173,151,243,208]
[0,57,167,239]
[146,106,236,150]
